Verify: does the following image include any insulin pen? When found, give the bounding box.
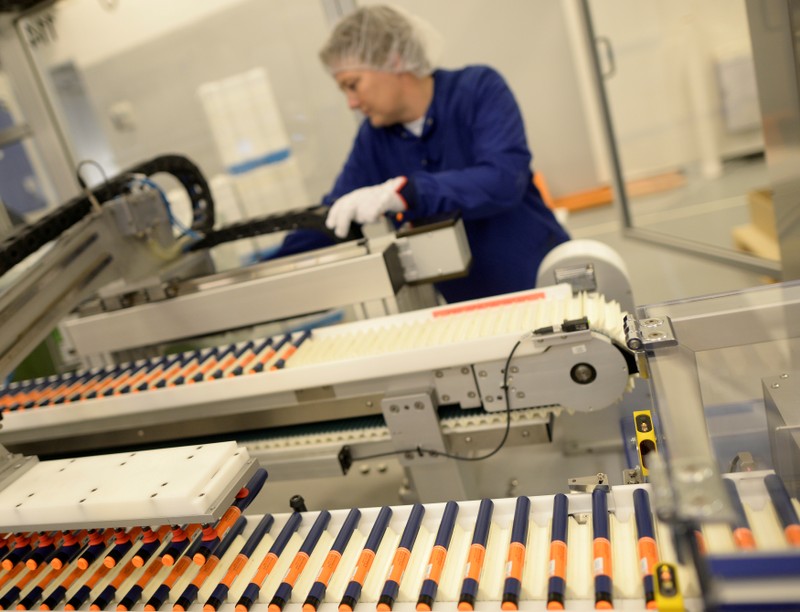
[501,496,531,611]
[203,515,272,611]
[633,488,659,609]
[722,478,756,549]
[339,506,393,612]
[547,493,569,611]
[195,468,269,565]
[144,534,205,611]
[417,501,460,611]
[377,503,426,612]
[173,515,251,612]
[457,498,494,612]
[764,473,800,547]
[270,330,312,370]
[303,507,362,612]
[232,511,303,612]
[592,488,613,609]
[268,510,332,612]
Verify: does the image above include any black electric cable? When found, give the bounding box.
[352,336,524,464]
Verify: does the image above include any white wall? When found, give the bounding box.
[12,0,764,204]
[22,0,251,67]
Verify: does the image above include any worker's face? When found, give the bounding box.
[335,69,405,127]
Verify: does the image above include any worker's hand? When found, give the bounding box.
[325,177,408,239]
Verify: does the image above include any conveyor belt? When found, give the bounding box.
[0,287,628,457]
[0,472,795,610]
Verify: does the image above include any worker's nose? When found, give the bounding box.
[345,92,360,110]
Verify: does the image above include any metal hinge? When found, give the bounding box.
[624,315,678,351]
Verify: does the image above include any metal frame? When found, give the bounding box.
[632,282,800,522]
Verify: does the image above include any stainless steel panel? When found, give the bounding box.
[63,246,405,356]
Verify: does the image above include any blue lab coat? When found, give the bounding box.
[275,65,569,303]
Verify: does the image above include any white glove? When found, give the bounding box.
[326,177,408,239]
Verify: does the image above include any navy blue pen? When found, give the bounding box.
[0,545,57,610]
[723,478,756,549]
[116,531,176,611]
[143,533,205,611]
[417,501,459,611]
[250,334,290,373]
[458,498,494,611]
[2,532,36,570]
[211,341,254,378]
[377,503,426,612]
[592,488,613,609]
[25,531,59,570]
[268,510,332,612]
[104,526,142,568]
[173,515,251,612]
[195,468,269,566]
[230,337,272,376]
[50,529,88,570]
[501,496,531,611]
[765,473,800,546]
[232,511,304,612]
[633,488,659,609]
[270,331,311,371]
[547,493,569,611]
[17,536,86,610]
[339,506,393,612]
[303,507,361,612]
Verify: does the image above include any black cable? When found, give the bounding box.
[353,337,524,464]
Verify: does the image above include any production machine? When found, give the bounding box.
[0,154,635,504]
[0,156,797,610]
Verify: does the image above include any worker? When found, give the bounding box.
[273,4,569,303]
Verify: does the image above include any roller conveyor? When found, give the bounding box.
[0,286,630,457]
[0,472,795,611]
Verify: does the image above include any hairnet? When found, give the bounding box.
[319,5,442,77]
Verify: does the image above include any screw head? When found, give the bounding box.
[461,367,470,375]
[435,370,444,378]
